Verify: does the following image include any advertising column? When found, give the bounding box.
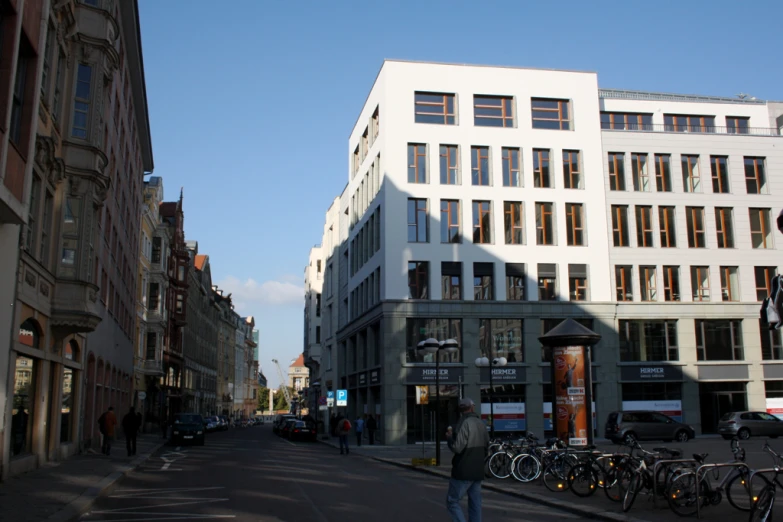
[539,319,601,448]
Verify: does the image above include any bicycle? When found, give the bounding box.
[622,443,688,512]
[567,447,630,502]
[748,442,783,522]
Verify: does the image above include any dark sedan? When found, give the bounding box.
[288,421,317,442]
[172,413,205,445]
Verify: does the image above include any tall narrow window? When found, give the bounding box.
[750,208,773,249]
[471,146,490,186]
[440,200,460,243]
[501,147,521,187]
[686,207,706,248]
[72,64,93,139]
[608,152,626,191]
[414,92,456,125]
[711,156,730,194]
[473,263,494,300]
[632,153,650,192]
[26,176,41,252]
[506,264,525,301]
[659,206,676,247]
[655,154,672,192]
[407,144,427,183]
[441,262,462,300]
[755,266,777,301]
[615,266,633,301]
[538,263,557,301]
[407,261,429,299]
[10,50,28,145]
[720,266,739,302]
[663,266,681,302]
[531,98,571,130]
[611,205,629,247]
[565,203,585,246]
[407,198,428,243]
[41,25,54,99]
[535,202,555,245]
[639,266,657,301]
[665,114,715,133]
[53,51,66,122]
[568,264,588,301]
[726,116,749,134]
[474,95,514,127]
[635,206,654,247]
[41,191,54,269]
[745,157,767,194]
[715,207,734,248]
[503,202,524,245]
[533,149,552,187]
[691,266,710,302]
[472,201,492,244]
[563,150,582,189]
[681,155,701,193]
[440,145,459,185]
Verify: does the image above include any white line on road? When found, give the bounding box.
[84,516,235,521]
[114,487,225,494]
[161,462,170,470]
[92,499,229,513]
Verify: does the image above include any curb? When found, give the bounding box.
[44,441,167,522]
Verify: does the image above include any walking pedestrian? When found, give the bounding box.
[354,415,365,447]
[98,406,118,456]
[337,416,351,455]
[366,414,377,445]
[445,398,489,522]
[122,407,140,457]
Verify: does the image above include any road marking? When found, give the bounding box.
[175,446,181,451]
[84,516,235,521]
[161,463,170,470]
[112,487,225,497]
[93,498,229,513]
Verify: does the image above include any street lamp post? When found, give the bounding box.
[418,337,459,467]
[475,356,507,439]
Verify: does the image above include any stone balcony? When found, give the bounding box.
[51,279,102,336]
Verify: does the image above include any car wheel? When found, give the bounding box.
[738,428,751,440]
[675,430,690,443]
[623,432,637,446]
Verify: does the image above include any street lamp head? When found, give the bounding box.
[475,356,490,367]
[439,338,459,354]
[494,357,508,367]
[421,338,440,354]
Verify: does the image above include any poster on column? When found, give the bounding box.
[543,403,597,431]
[553,345,588,446]
[480,403,526,431]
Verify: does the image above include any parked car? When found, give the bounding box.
[172,413,205,445]
[204,417,218,432]
[273,414,296,435]
[605,410,695,444]
[279,419,299,438]
[718,411,783,440]
[288,420,317,442]
[218,415,230,430]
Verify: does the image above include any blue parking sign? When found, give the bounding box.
[327,391,334,399]
[336,389,348,406]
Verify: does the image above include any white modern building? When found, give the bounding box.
[306,59,783,445]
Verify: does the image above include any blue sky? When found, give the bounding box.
[137,0,782,389]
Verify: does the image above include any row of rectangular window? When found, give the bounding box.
[611,205,773,250]
[350,206,381,276]
[608,152,767,195]
[408,144,583,189]
[408,199,584,246]
[414,92,571,130]
[353,106,380,176]
[602,112,755,134]
[408,261,587,302]
[614,265,777,303]
[351,153,381,228]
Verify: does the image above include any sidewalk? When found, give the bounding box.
[319,436,753,522]
[0,434,165,522]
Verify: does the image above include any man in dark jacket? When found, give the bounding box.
[122,407,140,457]
[445,398,489,522]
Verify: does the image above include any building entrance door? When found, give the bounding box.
[699,382,747,433]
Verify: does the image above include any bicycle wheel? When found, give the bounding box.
[568,463,599,497]
[622,472,642,512]
[543,461,571,492]
[749,485,775,522]
[726,470,763,512]
[667,471,703,517]
[488,451,513,479]
[512,454,540,483]
[602,464,624,503]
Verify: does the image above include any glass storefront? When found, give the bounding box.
[12,356,36,456]
[406,384,461,444]
[61,367,73,443]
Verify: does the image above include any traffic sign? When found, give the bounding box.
[327,398,334,407]
[336,389,348,407]
[318,396,327,406]
[327,391,335,399]
[138,391,147,400]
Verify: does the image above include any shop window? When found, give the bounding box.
[478,319,524,362]
[405,318,462,363]
[621,382,682,402]
[18,318,41,348]
[696,319,743,361]
[480,384,527,434]
[765,381,783,398]
[12,356,36,456]
[61,367,73,442]
[760,319,783,361]
[619,320,678,362]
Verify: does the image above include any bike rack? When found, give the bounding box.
[651,459,699,508]
[694,462,751,519]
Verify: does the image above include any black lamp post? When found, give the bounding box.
[475,356,507,439]
[418,337,459,466]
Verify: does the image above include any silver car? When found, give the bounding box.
[717,411,783,440]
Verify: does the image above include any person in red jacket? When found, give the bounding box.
[98,406,118,456]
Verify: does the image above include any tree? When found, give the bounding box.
[273,385,295,411]
[258,386,270,411]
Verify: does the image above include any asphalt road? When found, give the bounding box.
[81,425,582,522]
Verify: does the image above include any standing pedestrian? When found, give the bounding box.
[122,407,140,457]
[354,415,365,447]
[98,406,118,456]
[366,414,377,445]
[337,416,351,455]
[445,398,489,522]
